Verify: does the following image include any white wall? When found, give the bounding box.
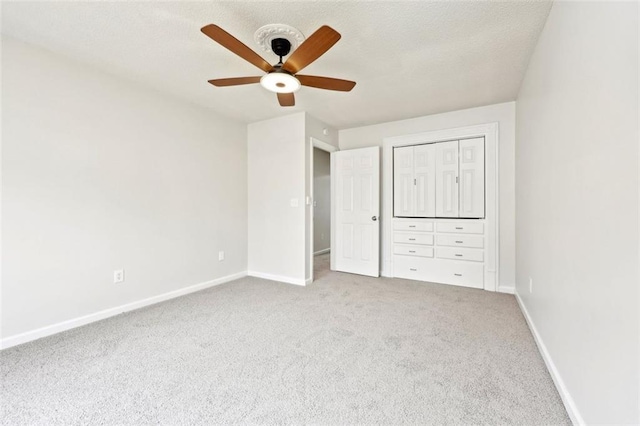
[247,113,306,284]
[515,2,638,424]
[339,102,516,290]
[1,37,248,340]
[313,148,331,253]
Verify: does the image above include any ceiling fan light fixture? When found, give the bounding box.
[260,72,300,93]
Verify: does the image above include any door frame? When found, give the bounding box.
[309,137,338,283]
[382,122,500,291]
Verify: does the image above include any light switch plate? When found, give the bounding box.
[290,198,299,207]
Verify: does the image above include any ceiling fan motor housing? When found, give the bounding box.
[271,38,292,60]
[264,38,297,92]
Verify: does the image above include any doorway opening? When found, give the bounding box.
[309,138,338,282]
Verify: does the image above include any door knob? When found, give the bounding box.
[372,216,378,221]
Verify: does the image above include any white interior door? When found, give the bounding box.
[333,147,380,277]
[459,137,485,218]
[393,146,414,217]
[435,140,459,217]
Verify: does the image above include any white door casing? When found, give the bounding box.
[333,147,380,277]
[459,138,485,218]
[435,141,459,217]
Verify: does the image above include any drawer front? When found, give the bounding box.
[437,247,484,262]
[394,244,434,258]
[393,232,434,245]
[393,255,431,280]
[436,234,484,249]
[437,221,484,234]
[394,221,434,232]
[393,256,484,289]
[437,260,484,289]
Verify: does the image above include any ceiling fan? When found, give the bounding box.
[201,24,356,107]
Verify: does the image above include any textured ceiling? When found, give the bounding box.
[1,1,552,129]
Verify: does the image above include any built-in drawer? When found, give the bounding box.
[393,256,484,289]
[393,232,434,245]
[394,221,434,232]
[436,247,484,262]
[394,244,434,258]
[437,260,484,289]
[436,234,484,249]
[437,221,484,234]
[393,255,432,281]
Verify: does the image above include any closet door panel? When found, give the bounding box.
[459,138,485,218]
[393,146,415,217]
[435,141,459,217]
[413,144,436,217]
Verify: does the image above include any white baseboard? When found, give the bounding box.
[515,291,584,425]
[313,248,330,256]
[497,285,515,294]
[247,271,306,286]
[0,271,247,350]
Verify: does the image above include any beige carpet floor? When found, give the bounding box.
[1,253,569,425]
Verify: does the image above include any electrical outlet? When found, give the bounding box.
[218,251,225,261]
[529,277,533,293]
[114,269,125,284]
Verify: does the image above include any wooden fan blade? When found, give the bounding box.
[297,75,356,92]
[277,92,295,107]
[282,26,341,74]
[201,24,274,73]
[208,77,261,87]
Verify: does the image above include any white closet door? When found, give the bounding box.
[435,140,459,217]
[414,144,436,217]
[393,146,414,217]
[459,138,485,218]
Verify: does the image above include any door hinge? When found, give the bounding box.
[456,176,459,183]
[414,178,417,185]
